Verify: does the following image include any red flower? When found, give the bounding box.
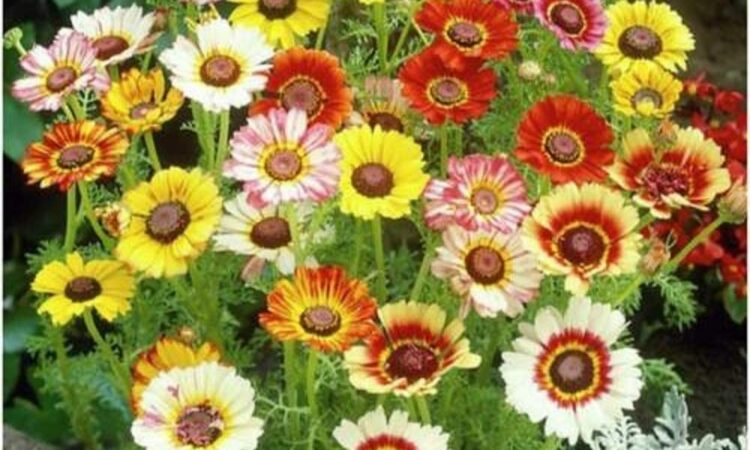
[720,253,747,298]
[399,48,496,125]
[415,0,518,61]
[493,0,534,14]
[714,90,745,116]
[707,114,747,164]
[250,48,353,129]
[514,95,614,184]
[683,72,716,99]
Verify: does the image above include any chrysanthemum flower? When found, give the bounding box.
[22,121,128,191]
[349,76,410,133]
[229,0,330,49]
[534,0,606,51]
[11,31,109,112]
[159,19,273,112]
[213,193,310,275]
[343,301,481,396]
[250,48,353,129]
[259,266,378,352]
[115,167,222,278]
[131,337,221,415]
[32,252,135,326]
[64,5,156,66]
[595,0,694,74]
[494,0,534,14]
[335,125,429,220]
[101,68,184,135]
[415,0,518,61]
[424,154,531,233]
[333,406,450,450]
[610,61,683,118]
[399,48,496,125]
[223,108,341,208]
[95,202,131,238]
[432,226,542,318]
[521,183,642,295]
[500,297,643,444]
[608,127,731,219]
[131,362,264,449]
[514,95,614,184]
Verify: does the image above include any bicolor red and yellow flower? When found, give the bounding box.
[333,406,450,450]
[608,127,731,219]
[259,266,378,352]
[343,301,480,396]
[522,183,642,295]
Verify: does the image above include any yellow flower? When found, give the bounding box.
[32,252,135,326]
[335,125,429,220]
[101,68,184,135]
[229,0,330,49]
[596,0,694,75]
[611,62,683,118]
[115,167,222,278]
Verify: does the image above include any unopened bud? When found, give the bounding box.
[4,28,26,56]
[94,202,131,238]
[541,73,557,85]
[177,326,197,344]
[640,237,670,275]
[152,7,171,32]
[518,61,542,81]
[719,181,747,224]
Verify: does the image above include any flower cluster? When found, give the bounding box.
[9,0,741,448]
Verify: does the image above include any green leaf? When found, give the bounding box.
[3,306,40,353]
[3,91,43,162]
[3,352,21,401]
[723,286,746,323]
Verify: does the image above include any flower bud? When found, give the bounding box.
[719,181,747,224]
[518,61,542,81]
[639,237,670,275]
[177,326,197,344]
[94,202,131,238]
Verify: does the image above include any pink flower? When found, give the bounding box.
[224,108,341,207]
[11,30,109,112]
[533,0,607,51]
[424,154,531,233]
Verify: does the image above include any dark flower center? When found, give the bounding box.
[250,217,292,249]
[470,187,499,214]
[46,66,77,93]
[355,435,419,450]
[258,0,297,20]
[92,35,130,61]
[558,225,605,266]
[549,349,595,394]
[64,276,102,302]
[351,163,394,198]
[200,55,241,87]
[130,102,158,119]
[281,78,323,118]
[57,145,94,169]
[175,404,223,447]
[447,21,483,48]
[544,131,582,164]
[300,306,341,336]
[549,3,585,35]
[631,88,663,109]
[265,149,302,181]
[430,78,465,106]
[385,343,439,382]
[641,165,689,197]
[465,246,505,284]
[618,26,662,59]
[146,201,191,243]
[368,112,404,133]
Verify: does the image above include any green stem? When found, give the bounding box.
[79,182,115,251]
[108,65,120,82]
[191,101,215,169]
[315,19,327,50]
[371,215,387,300]
[284,204,304,266]
[635,211,654,232]
[439,124,449,177]
[388,3,419,72]
[402,397,418,420]
[373,3,388,74]
[415,396,431,425]
[613,274,644,306]
[82,309,130,400]
[140,51,153,72]
[665,216,726,272]
[477,318,503,384]
[62,103,76,122]
[305,350,319,422]
[352,219,363,276]
[63,187,78,252]
[284,341,301,438]
[214,109,231,175]
[143,132,162,171]
[67,96,86,120]
[409,240,434,301]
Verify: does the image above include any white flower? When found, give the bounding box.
[64,5,156,66]
[333,406,450,450]
[159,19,273,112]
[131,362,264,450]
[500,297,643,445]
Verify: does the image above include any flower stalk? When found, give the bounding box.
[371,215,387,300]
[82,309,130,400]
[143,131,162,171]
